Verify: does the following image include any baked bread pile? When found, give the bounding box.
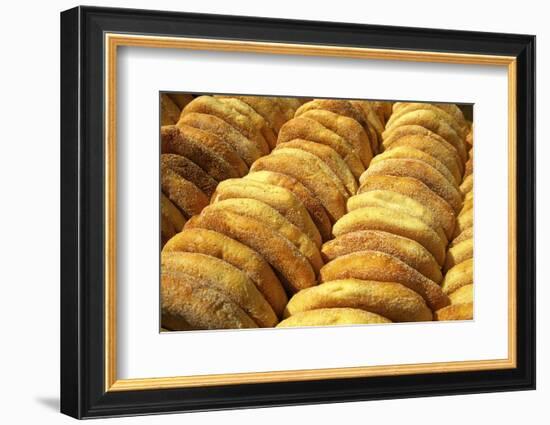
[160,95,474,330]
[279,102,473,327]
[159,95,302,245]
[161,98,387,329]
[436,124,474,321]
[250,99,385,238]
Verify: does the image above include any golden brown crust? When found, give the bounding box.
[215,97,278,149]
[160,94,181,125]
[295,99,367,129]
[321,230,442,284]
[453,208,473,239]
[297,99,378,154]
[178,112,263,166]
[160,194,186,246]
[277,117,365,178]
[161,153,218,197]
[161,125,239,181]
[449,284,473,305]
[443,238,473,273]
[161,252,277,327]
[461,197,473,214]
[465,125,474,147]
[435,303,473,321]
[383,134,463,184]
[161,271,258,330]
[319,251,449,310]
[465,154,473,177]
[382,124,466,171]
[460,199,473,216]
[349,100,384,153]
[360,158,463,213]
[178,124,248,177]
[271,147,349,199]
[332,206,446,265]
[274,97,302,120]
[285,279,433,322]
[450,226,473,247]
[217,95,287,133]
[161,168,209,219]
[203,199,323,274]
[372,146,458,187]
[244,171,332,242]
[182,96,270,154]
[299,109,373,167]
[347,190,448,243]
[276,140,357,195]
[358,175,456,239]
[250,153,347,223]
[370,101,393,124]
[212,179,322,247]
[276,308,391,328]
[460,174,473,195]
[382,109,467,163]
[434,103,469,133]
[442,258,473,295]
[352,100,385,133]
[162,228,287,317]
[187,209,316,294]
[387,103,466,140]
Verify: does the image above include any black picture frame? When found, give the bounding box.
[60,5,536,419]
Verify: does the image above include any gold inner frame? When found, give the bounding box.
[104,33,518,392]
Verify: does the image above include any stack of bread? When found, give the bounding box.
[279,102,473,327]
[249,99,382,237]
[436,124,474,320]
[160,95,475,331]
[159,95,302,245]
[162,98,386,330]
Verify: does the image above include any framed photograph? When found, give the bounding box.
[60,6,535,419]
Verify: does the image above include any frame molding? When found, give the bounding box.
[104,33,518,392]
[61,6,535,419]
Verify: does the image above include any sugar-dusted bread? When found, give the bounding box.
[277,116,365,178]
[212,178,321,247]
[360,158,463,213]
[251,153,347,222]
[178,112,263,166]
[285,279,433,322]
[347,190,448,242]
[321,230,442,284]
[319,250,449,311]
[332,206,446,266]
[358,175,456,239]
[161,153,218,197]
[435,303,473,321]
[299,109,373,166]
[161,271,258,330]
[442,258,474,295]
[277,308,391,328]
[275,139,357,195]
[202,199,323,274]
[187,209,317,293]
[161,168,209,219]
[162,251,277,327]
[182,95,269,154]
[162,228,287,317]
[244,171,332,242]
